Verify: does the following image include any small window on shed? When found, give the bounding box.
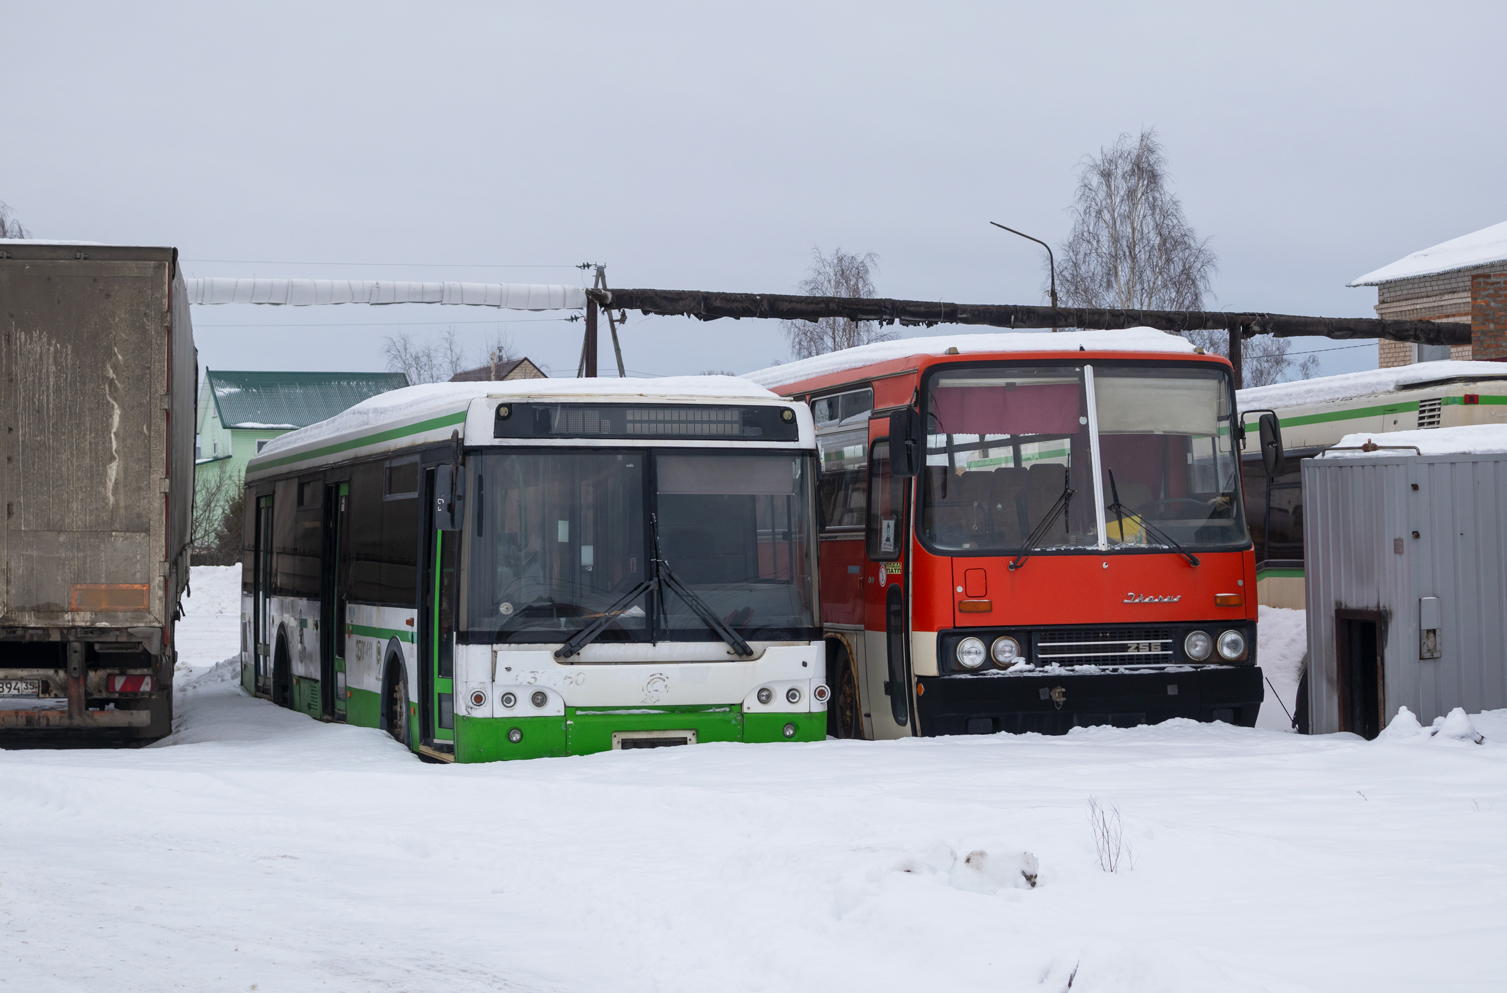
[256,439,270,453]
[385,458,420,499]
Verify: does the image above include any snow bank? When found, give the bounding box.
[1237,360,1507,411]
[1350,219,1507,285]
[259,376,782,457]
[1255,606,1307,732]
[4,568,1501,993]
[1379,706,1486,745]
[742,327,1196,388]
[1324,422,1507,458]
[177,565,243,668]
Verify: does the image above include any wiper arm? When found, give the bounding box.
[648,513,752,658]
[1008,485,1074,572]
[657,565,754,657]
[553,579,656,659]
[1107,469,1200,567]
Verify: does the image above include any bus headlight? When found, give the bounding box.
[507,727,523,744]
[1217,629,1247,661]
[955,637,987,670]
[783,722,798,738]
[757,687,773,705]
[786,687,802,704]
[501,692,517,709]
[531,690,548,708]
[991,636,1021,667]
[1184,630,1213,661]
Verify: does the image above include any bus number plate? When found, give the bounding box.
[0,680,39,697]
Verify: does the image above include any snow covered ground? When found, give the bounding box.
[2,566,1504,992]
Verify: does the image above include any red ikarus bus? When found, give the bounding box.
[750,329,1265,739]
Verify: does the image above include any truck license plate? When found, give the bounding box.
[0,680,39,697]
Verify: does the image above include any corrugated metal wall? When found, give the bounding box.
[1304,452,1507,733]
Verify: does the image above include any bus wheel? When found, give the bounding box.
[385,658,410,747]
[272,635,292,709]
[827,646,862,740]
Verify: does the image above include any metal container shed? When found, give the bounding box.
[1302,426,1507,737]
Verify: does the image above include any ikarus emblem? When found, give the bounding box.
[1122,592,1181,603]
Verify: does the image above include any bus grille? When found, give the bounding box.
[1034,628,1173,666]
[1417,397,1442,429]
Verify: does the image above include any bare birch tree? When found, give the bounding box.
[0,202,29,239]
[1059,129,1215,311]
[384,326,520,383]
[1059,128,1313,385]
[781,248,895,359]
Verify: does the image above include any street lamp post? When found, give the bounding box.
[990,221,1059,330]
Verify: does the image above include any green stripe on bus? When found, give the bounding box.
[1256,568,1305,579]
[251,409,468,472]
[349,623,414,644]
[1243,392,1507,432]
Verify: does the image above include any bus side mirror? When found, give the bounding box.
[433,464,460,531]
[1258,413,1284,478]
[889,408,920,478]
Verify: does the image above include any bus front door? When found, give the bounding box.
[420,466,460,751]
[865,432,911,737]
[319,483,349,720]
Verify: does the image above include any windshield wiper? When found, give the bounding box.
[553,513,753,660]
[1008,484,1074,572]
[1107,469,1199,567]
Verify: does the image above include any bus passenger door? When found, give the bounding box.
[865,425,911,737]
[253,495,274,696]
[320,483,349,720]
[420,465,460,751]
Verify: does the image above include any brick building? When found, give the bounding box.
[1350,220,1507,367]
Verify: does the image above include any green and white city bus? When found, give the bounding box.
[1237,359,1507,607]
[239,378,827,761]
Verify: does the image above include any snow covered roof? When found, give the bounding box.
[1349,220,1507,286]
[205,370,411,430]
[742,327,1196,388]
[1325,423,1507,458]
[1238,361,1507,412]
[258,376,785,459]
[187,277,587,310]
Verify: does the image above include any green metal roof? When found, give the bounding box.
[204,370,411,430]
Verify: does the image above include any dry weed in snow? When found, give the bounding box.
[1088,798,1133,873]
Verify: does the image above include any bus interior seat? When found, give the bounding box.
[989,467,1030,543]
[1021,463,1068,530]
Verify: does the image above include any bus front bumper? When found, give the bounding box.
[454,708,826,762]
[914,666,1264,736]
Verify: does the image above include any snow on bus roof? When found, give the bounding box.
[741,327,1196,388]
[1326,423,1507,458]
[1237,360,1507,412]
[257,376,782,458]
[1349,220,1507,286]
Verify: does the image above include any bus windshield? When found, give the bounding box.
[920,362,1247,554]
[461,449,820,647]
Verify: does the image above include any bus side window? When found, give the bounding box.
[866,439,904,561]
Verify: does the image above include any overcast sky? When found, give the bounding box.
[5,1,1502,381]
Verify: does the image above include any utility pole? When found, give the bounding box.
[1229,325,1243,391]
